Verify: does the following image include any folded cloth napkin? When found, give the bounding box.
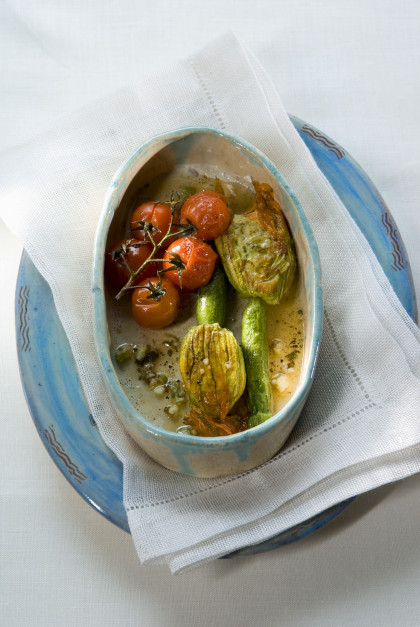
[1,33,419,573]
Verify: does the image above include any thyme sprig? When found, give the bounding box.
[114,200,197,300]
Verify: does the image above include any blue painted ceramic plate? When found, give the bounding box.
[15,117,417,556]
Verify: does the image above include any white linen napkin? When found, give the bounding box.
[1,33,419,574]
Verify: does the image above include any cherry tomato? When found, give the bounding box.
[131,277,180,329]
[130,201,177,247]
[180,191,230,240]
[163,237,218,291]
[105,238,156,291]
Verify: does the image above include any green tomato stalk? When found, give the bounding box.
[113,198,197,300]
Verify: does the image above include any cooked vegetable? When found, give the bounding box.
[196,266,227,326]
[108,175,302,438]
[130,201,178,247]
[242,298,272,428]
[131,277,180,329]
[179,323,246,418]
[215,182,297,305]
[105,238,156,291]
[180,191,231,240]
[163,237,218,291]
[114,342,135,364]
[115,203,196,301]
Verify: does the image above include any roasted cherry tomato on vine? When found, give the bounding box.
[131,277,180,329]
[163,237,218,291]
[130,201,178,247]
[105,238,156,291]
[180,191,230,240]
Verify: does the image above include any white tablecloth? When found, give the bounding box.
[1,1,419,624]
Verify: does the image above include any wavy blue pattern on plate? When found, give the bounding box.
[16,269,128,531]
[15,117,417,555]
[295,117,417,320]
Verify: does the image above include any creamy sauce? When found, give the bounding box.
[107,168,304,433]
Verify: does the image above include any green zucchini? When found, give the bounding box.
[242,297,272,428]
[196,266,227,326]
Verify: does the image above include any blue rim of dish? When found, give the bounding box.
[15,116,417,556]
[93,126,323,453]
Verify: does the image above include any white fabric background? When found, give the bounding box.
[1,0,419,624]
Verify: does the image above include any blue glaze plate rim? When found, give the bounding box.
[15,116,417,557]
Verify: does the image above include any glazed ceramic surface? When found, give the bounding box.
[16,117,417,553]
[93,128,323,478]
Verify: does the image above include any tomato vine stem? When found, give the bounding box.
[114,202,197,300]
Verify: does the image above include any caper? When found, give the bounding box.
[156,372,168,384]
[114,343,134,364]
[164,404,179,420]
[166,379,179,398]
[134,344,150,363]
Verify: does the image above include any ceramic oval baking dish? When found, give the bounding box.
[93,127,323,478]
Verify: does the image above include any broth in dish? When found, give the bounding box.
[105,167,304,436]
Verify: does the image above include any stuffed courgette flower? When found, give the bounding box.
[179,323,246,420]
[215,182,297,305]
